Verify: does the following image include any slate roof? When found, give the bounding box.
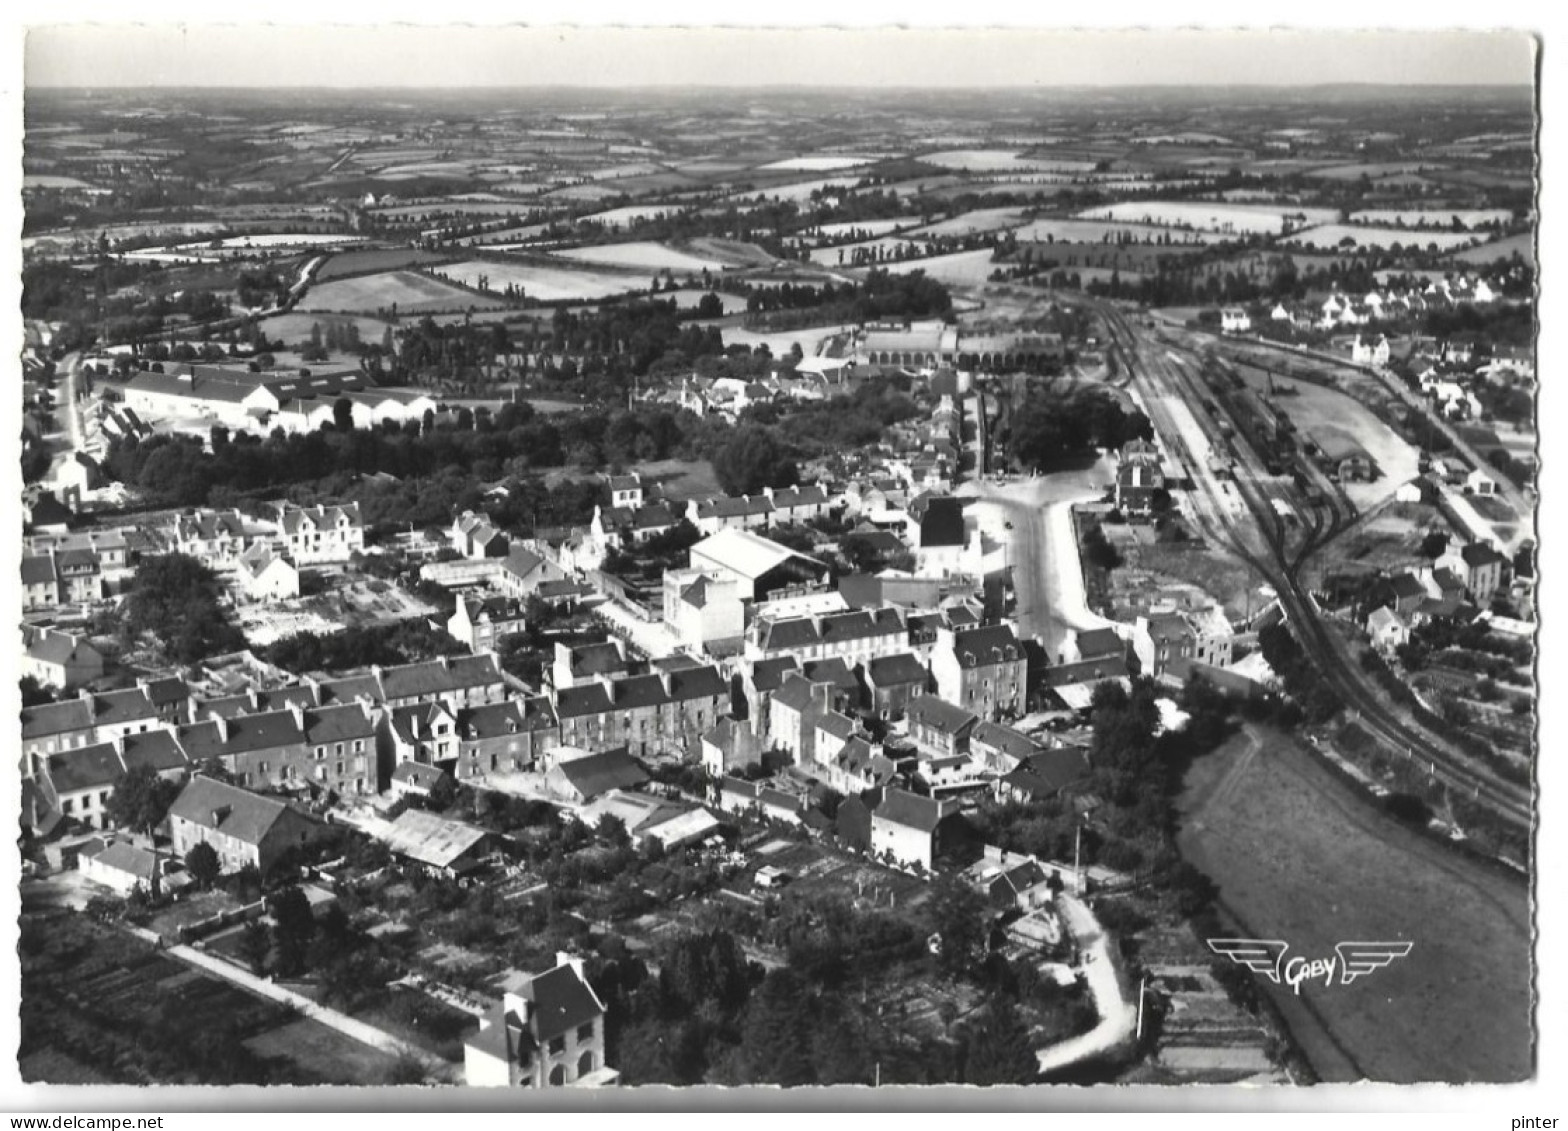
[86,840,160,884]
[167,777,300,846]
[815,711,858,742]
[554,747,648,799]
[555,683,615,719]
[380,655,503,699]
[771,673,823,713]
[748,657,800,692]
[23,626,99,667]
[906,695,979,736]
[611,674,669,711]
[866,652,929,688]
[21,553,58,586]
[665,665,728,702]
[1391,573,1428,600]
[46,742,125,795]
[874,788,946,833]
[1074,627,1125,661]
[971,720,1040,761]
[917,497,967,548]
[277,502,362,535]
[951,625,1023,667]
[1460,543,1506,568]
[803,657,859,693]
[177,710,307,760]
[305,704,377,744]
[463,697,557,738]
[567,642,628,679]
[524,963,605,1042]
[117,730,188,776]
[1002,747,1093,797]
[21,698,93,739]
[1145,614,1195,644]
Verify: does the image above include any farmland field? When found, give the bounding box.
[1447,232,1535,266]
[1176,724,1531,1083]
[872,248,1000,286]
[727,176,863,204]
[921,149,1094,172]
[579,204,688,228]
[551,240,733,272]
[1302,162,1432,180]
[1014,218,1225,245]
[756,155,876,172]
[315,247,452,279]
[1283,224,1483,252]
[907,206,1030,237]
[298,270,506,313]
[808,236,932,266]
[436,259,646,302]
[1347,209,1513,229]
[812,217,924,239]
[372,200,536,219]
[258,312,394,345]
[1076,201,1339,234]
[664,288,749,314]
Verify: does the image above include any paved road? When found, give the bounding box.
[958,462,1119,661]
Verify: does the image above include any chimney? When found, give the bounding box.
[112,733,126,759]
[290,703,305,732]
[439,654,450,671]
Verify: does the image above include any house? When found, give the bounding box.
[174,510,264,569]
[870,788,955,871]
[449,594,528,654]
[451,511,511,560]
[79,838,166,897]
[731,656,794,742]
[969,719,1041,775]
[1366,606,1411,655]
[661,570,745,654]
[464,955,616,1088]
[686,494,775,536]
[21,627,105,690]
[1115,440,1165,515]
[700,717,766,777]
[546,747,648,804]
[1069,627,1125,666]
[591,503,679,550]
[551,640,630,692]
[381,808,492,876]
[687,528,831,602]
[764,484,832,525]
[37,742,127,831]
[607,474,644,510]
[768,674,833,764]
[748,607,908,667]
[495,546,567,600]
[236,545,300,601]
[22,688,161,778]
[1390,571,1429,615]
[864,652,930,719]
[996,747,1094,804]
[275,503,365,565]
[167,776,329,876]
[983,858,1057,911]
[452,698,560,780]
[1139,613,1197,678]
[802,658,861,715]
[1466,468,1498,497]
[905,695,979,759]
[21,552,61,610]
[389,761,454,804]
[1441,542,1508,608]
[1220,308,1252,334]
[909,495,967,575]
[1351,334,1391,366]
[930,623,1027,720]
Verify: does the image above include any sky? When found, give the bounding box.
[23,23,1538,89]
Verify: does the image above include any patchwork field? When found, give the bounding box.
[907,206,1030,238]
[371,200,533,219]
[435,259,645,302]
[579,204,687,228]
[1176,725,1531,1083]
[808,236,932,267]
[728,176,863,204]
[757,155,876,171]
[1347,209,1514,229]
[871,247,1000,286]
[315,247,453,280]
[1447,232,1535,266]
[921,149,1096,172]
[1077,201,1340,234]
[1014,218,1225,245]
[259,311,394,345]
[551,240,734,272]
[812,217,925,239]
[1284,224,1482,252]
[298,270,506,313]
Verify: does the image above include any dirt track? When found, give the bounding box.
[1176,723,1533,1083]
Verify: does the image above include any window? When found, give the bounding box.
[315,746,326,760]
[61,798,73,814]
[260,761,269,774]
[316,766,327,781]
[335,743,343,757]
[577,1022,595,1043]
[577,1051,595,1077]
[548,1036,566,1055]
[336,761,344,776]
[353,740,364,754]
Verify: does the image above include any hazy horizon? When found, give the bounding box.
[25,26,1537,90]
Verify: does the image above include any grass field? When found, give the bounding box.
[1175,724,1532,1083]
[807,236,931,266]
[757,155,876,172]
[813,217,924,238]
[1446,231,1535,266]
[1076,201,1340,234]
[260,311,394,345]
[315,247,452,280]
[1283,224,1482,252]
[1014,218,1225,245]
[872,248,1001,286]
[299,270,506,314]
[907,206,1030,237]
[921,149,1095,172]
[552,240,733,272]
[436,259,644,302]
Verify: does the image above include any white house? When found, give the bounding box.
[236,544,300,601]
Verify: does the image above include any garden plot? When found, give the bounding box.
[298,270,506,314]
[1014,218,1224,245]
[551,241,733,273]
[436,260,646,302]
[1349,209,1514,229]
[1283,224,1482,252]
[907,206,1030,238]
[1076,201,1340,234]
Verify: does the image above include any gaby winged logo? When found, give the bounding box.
[1207,938,1413,995]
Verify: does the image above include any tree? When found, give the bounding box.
[963,995,1039,1085]
[270,886,316,977]
[739,969,814,1086]
[926,873,990,978]
[122,553,247,664]
[105,764,180,836]
[186,842,222,889]
[1419,531,1450,559]
[333,397,355,432]
[712,425,798,495]
[238,920,272,975]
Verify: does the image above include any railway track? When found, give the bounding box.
[1089,300,1532,830]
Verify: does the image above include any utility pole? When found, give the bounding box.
[1136,976,1147,1042]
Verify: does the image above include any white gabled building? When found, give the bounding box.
[275,502,365,564]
